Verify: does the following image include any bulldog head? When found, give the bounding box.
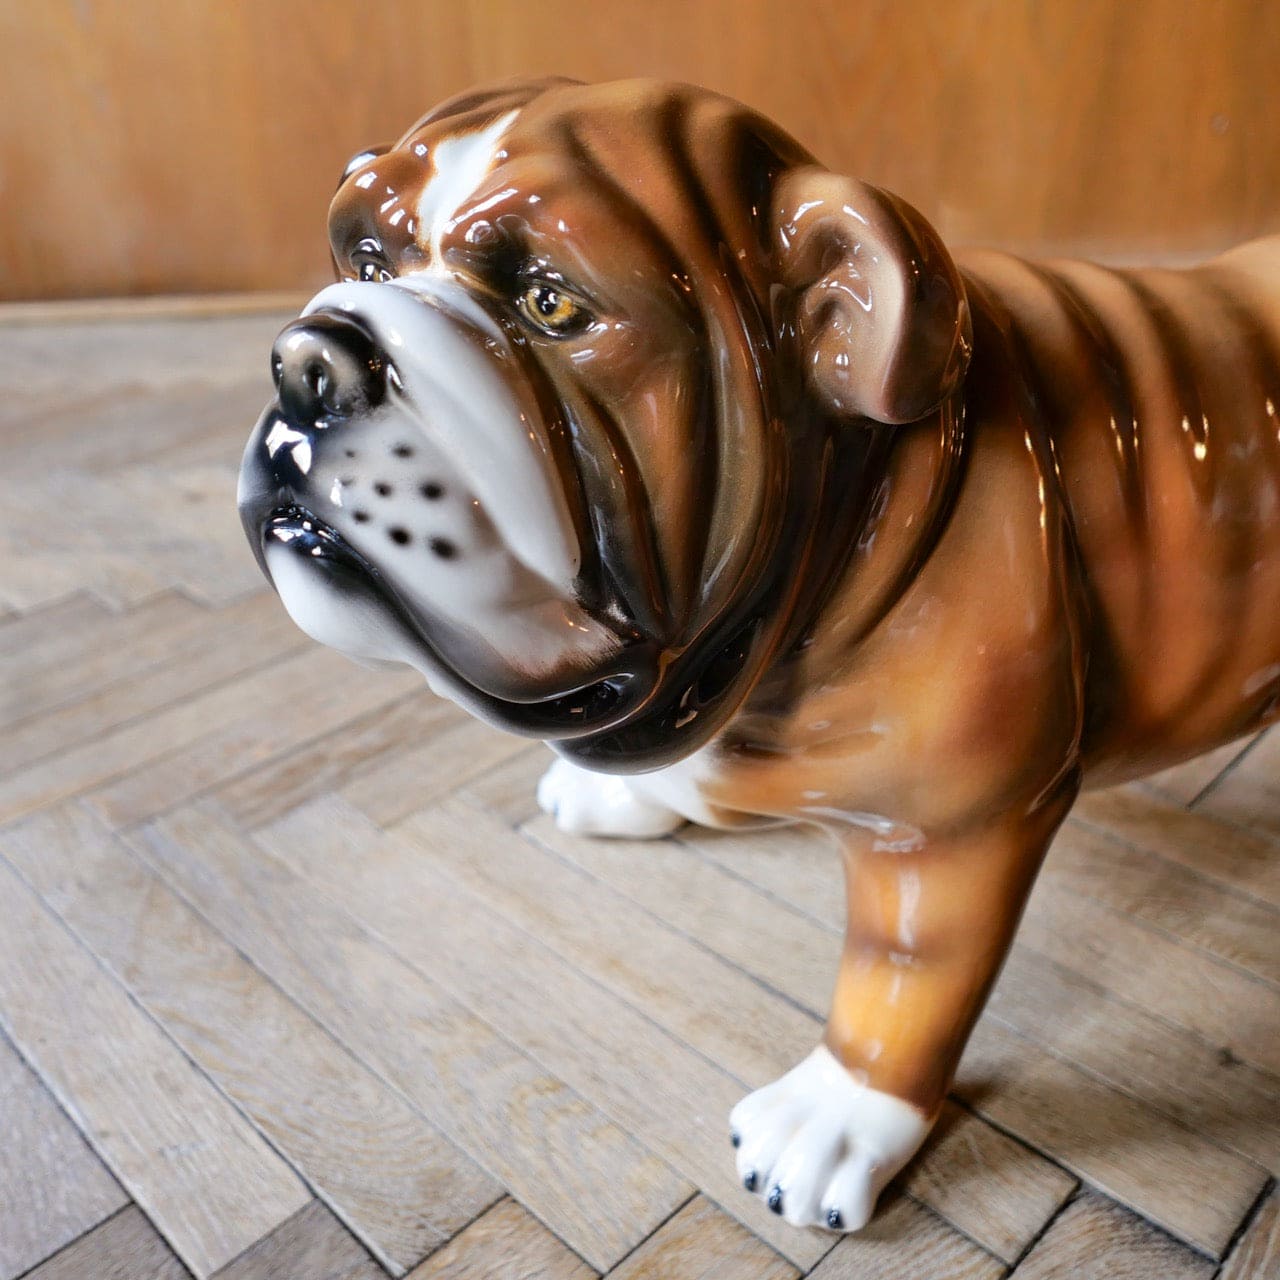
[238,77,971,770]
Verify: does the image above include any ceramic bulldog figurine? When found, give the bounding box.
[238,77,1280,1232]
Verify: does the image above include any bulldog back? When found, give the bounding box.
[958,240,1280,784]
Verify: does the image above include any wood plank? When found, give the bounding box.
[25,1206,188,1280]
[1141,736,1260,806]
[0,1033,128,1280]
[340,715,531,827]
[215,688,463,830]
[214,1201,383,1280]
[0,646,406,827]
[0,855,308,1278]
[4,593,309,771]
[0,593,111,718]
[1011,1192,1215,1280]
[1041,821,1280,988]
[86,651,422,829]
[1073,787,1280,910]
[455,743,553,828]
[1016,877,1280,1076]
[407,1198,596,1280]
[985,943,1280,1175]
[805,1193,1003,1280]
[518,815,837,1017]
[1219,1186,1280,1280]
[605,1195,799,1280]
[1199,729,1280,841]
[954,1018,1267,1258]
[899,1101,1075,1266]
[1,591,206,727]
[677,823,844,930]
[399,801,819,1090]
[9,802,497,1276]
[131,802,689,1274]
[253,797,829,1271]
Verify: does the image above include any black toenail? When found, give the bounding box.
[826,1207,843,1230]
[767,1186,783,1214]
[730,1130,740,1148]
[743,1170,758,1192]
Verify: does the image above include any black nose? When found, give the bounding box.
[271,312,386,425]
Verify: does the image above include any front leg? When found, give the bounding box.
[537,756,687,838]
[731,779,1077,1229]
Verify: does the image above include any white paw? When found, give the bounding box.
[536,757,686,838]
[729,1046,931,1231]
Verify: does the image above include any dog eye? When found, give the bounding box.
[517,282,587,335]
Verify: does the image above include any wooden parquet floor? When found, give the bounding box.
[0,301,1277,1278]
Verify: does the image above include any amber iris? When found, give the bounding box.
[518,282,583,333]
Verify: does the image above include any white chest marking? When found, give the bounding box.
[417,110,518,268]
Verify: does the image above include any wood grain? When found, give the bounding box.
[85,648,423,829]
[606,1195,799,1280]
[254,796,830,1271]
[340,715,531,827]
[6,2,1280,300]
[1141,735,1259,806]
[6,801,497,1275]
[25,1206,188,1280]
[0,1033,127,1280]
[3,592,308,771]
[1218,1186,1280,1280]
[214,687,462,829]
[899,1102,1076,1267]
[805,1193,1004,1280]
[132,801,689,1274]
[1041,823,1280,988]
[954,1018,1268,1258]
[1199,729,1280,841]
[407,1198,596,1280]
[0,854,309,1278]
[1011,1192,1215,1280]
[214,1201,385,1280]
[1072,784,1280,910]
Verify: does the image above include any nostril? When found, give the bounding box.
[303,361,328,396]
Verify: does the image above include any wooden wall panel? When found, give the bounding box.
[3,0,1279,300]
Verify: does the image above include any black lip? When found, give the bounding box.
[256,502,658,740]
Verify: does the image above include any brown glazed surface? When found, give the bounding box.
[271,79,1280,1117]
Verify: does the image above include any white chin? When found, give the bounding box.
[264,544,449,689]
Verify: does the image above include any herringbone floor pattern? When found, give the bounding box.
[0,303,1276,1278]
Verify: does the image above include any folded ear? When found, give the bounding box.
[337,145,389,190]
[773,168,971,424]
